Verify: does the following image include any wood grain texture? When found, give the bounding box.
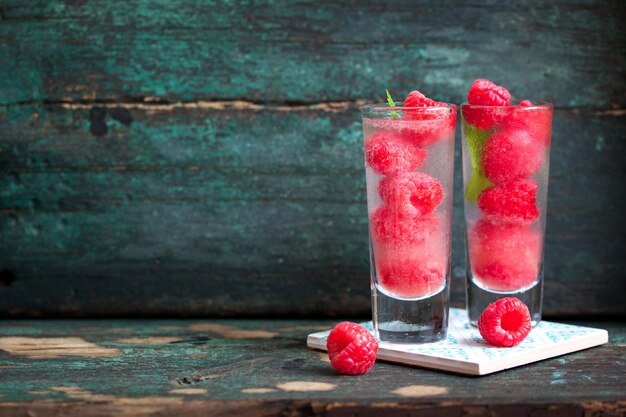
[1,0,625,317]
[0,1,624,107]
[1,104,625,316]
[0,319,623,416]
[1,400,623,417]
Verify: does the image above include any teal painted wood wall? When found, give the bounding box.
[0,1,624,317]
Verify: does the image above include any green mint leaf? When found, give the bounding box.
[464,122,492,201]
[385,89,399,120]
[465,170,492,202]
[385,89,395,107]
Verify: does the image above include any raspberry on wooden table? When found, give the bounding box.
[364,131,426,176]
[478,179,539,225]
[326,322,378,375]
[478,297,532,347]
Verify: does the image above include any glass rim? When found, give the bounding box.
[361,102,457,112]
[461,102,553,109]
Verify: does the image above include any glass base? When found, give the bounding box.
[372,282,449,344]
[466,273,543,327]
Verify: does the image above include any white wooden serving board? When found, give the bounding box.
[307,308,609,376]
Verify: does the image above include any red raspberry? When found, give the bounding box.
[400,112,456,147]
[378,172,444,218]
[463,79,511,130]
[478,179,539,225]
[327,322,378,375]
[461,106,499,130]
[403,91,449,125]
[467,79,511,106]
[478,297,532,347]
[502,101,552,147]
[374,235,446,298]
[364,131,426,176]
[482,129,544,184]
[468,220,542,292]
[370,206,438,246]
[404,90,447,108]
[365,103,454,148]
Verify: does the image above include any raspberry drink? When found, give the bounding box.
[361,91,456,343]
[461,79,553,326]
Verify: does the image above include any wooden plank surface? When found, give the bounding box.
[0,1,624,106]
[0,319,624,416]
[1,0,625,317]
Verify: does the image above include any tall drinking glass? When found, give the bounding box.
[460,104,553,326]
[361,103,456,343]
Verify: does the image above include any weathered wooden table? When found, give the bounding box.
[0,319,623,416]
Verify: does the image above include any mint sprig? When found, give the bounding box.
[464,122,492,201]
[385,89,399,120]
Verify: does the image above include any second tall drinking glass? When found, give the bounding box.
[461,104,553,326]
[361,103,456,344]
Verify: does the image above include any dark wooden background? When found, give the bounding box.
[0,1,624,318]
